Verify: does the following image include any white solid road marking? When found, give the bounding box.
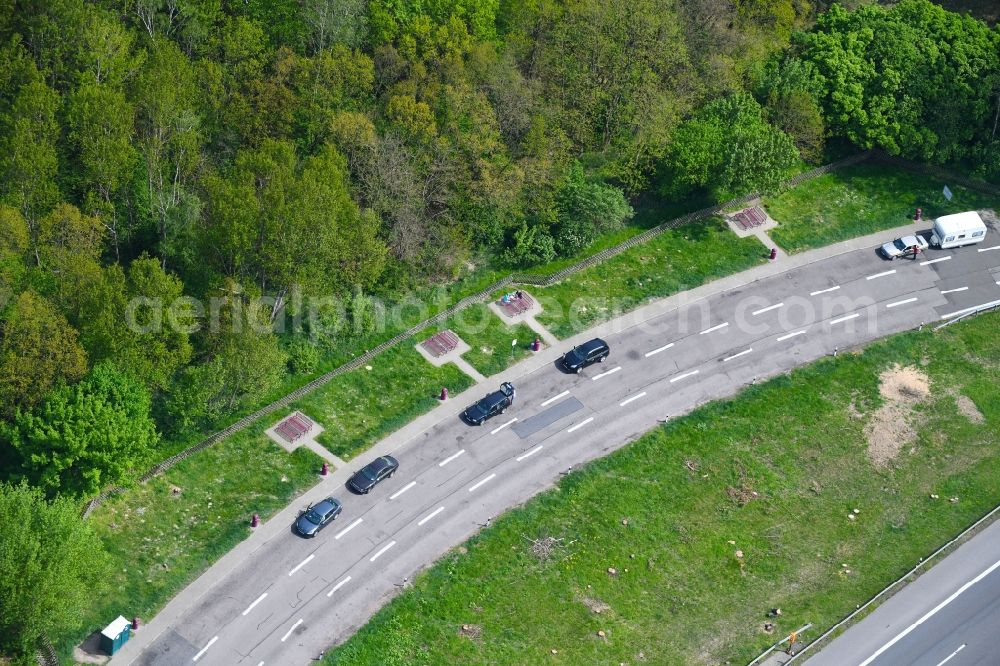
[389,481,416,500]
[933,644,966,666]
[645,343,674,357]
[887,297,918,308]
[777,329,807,342]
[516,445,543,462]
[326,576,352,597]
[417,506,445,526]
[288,554,314,576]
[438,449,466,467]
[867,269,897,280]
[670,370,699,383]
[592,366,622,381]
[752,303,784,316]
[810,285,841,296]
[978,244,1000,252]
[858,558,1000,666]
[940,286,968,295]
[241,592,267,616]
[369,540,397,562]
[723,348,753,362]
[280,619,303,643]
[540,390,570,407]
[619,392,647,407]
[334,518,363,540]
[941,299,1000,319]
[921,256,951,266]
[468,473,497,492]
[490,418,517,434]
[257,662,264,666]
[830,313,860,325]
[700,322,729,334]
[567,417,594,433]
[192,636,218,661]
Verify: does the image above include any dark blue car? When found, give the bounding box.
[463,382,515,425]
[295,497,342,537]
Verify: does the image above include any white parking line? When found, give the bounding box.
[192,636,218,661]
[334,518,363,540]
[369,540,397,562]
[670,369,699,383]
[619,392,647,407]
[438,449,466,467]
[723,348,753,362]
[700,322,729,334]
[241,593,268,616]
[468,473,496,492]
[567,417,594,433]
[921,256,951,266]
[830,313,860,325]
[516,445,543,462]
[326,576,352,597]
[417,506,445,526]
[280,619,303,642]
[490,418,517,434]
[645,343,674,357]
[389,481,416,500]
[866,269,897,280]
[810,285,840,296]
[776,329,807,342]
[752,303,783,316]
[887,297,918,308]
[592,366,621,381]
[540,390,570,407]
[940,286,968,295]
[933,644,965,666]
[288,554,314,576]
[978,244,1000,253]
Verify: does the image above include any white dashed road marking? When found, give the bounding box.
[516,445,543,462]
[830,313,860,325]
[417,507,445,526]
[810,285,840,296]
[887,297,918,308]
[280,619,303,642]
[334,518,363,540]
[540,390,570,407]
[619,392,647,407]
[645,343,674,357]
[288,554,314,576]
[490,418,517,434]
[752,303,783,316]
[369,541,397,562]
[567,417,594,433]
[242,593,267,616]
[867,269,897,280]
[468,473,496,492]
[940,287,968,295]
[723,348,753,362]
[192,636,218,661]
[777,330,807,342]
[700,322,729,334]
[670,370,699,383]
[933,644,965,666]
[389,481,416,500]
[592,366,621,381]
[921,256,951,266]
[439,449,465,467]
[326,576,351,597]
[978,245,1000,253]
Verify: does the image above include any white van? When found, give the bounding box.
[930,211,988,249]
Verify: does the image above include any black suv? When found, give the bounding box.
[348,455,399,494]
[463,382,516,425]
[294,497,342,537]
[562,338,610,373]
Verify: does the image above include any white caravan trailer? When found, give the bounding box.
[930,211,988,249]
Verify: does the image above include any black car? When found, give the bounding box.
[562,338,610,373]
[348,455,399,494]
[463,382,516,425]
[295,497,342,537]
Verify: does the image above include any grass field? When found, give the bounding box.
[293,344,475,461]
[326,312,1000,666]
[436,303,538,377]
[765,162,1000,253]
[59,427,321,658]
[534,217,767,338]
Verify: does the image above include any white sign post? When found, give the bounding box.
[943,185,953,201]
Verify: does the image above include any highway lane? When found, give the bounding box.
[127,231,1000,666]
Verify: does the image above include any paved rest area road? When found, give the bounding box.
[115,224,1000,666]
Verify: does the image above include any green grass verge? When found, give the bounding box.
[535,217,768,339]
[436,303,538,377]
[765,162,1000,253]
[292,344,475,461]
[325,312,1000,666]
[57,427,321,659]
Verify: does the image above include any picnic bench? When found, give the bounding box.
[733,206,768,230]
[275,412,314,443]
[497,291,534,317]
[421,330,460,358]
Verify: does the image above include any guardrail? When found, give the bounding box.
[746,623,813,666]
[934,300,1000,331]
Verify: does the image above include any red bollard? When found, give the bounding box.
[769,248,777,260]
[251,513,260,528]
[440,387,448,401]
[533,337,541,352]
[132,617,140,631]
[321,462,329,476]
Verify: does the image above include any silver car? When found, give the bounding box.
[879,235,928,259]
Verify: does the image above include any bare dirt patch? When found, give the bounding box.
[458,623,482,640]
[865,365,931,467]
[580,596,612,615]
[953,393,985,424]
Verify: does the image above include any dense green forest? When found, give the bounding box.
[1,0,999,503]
